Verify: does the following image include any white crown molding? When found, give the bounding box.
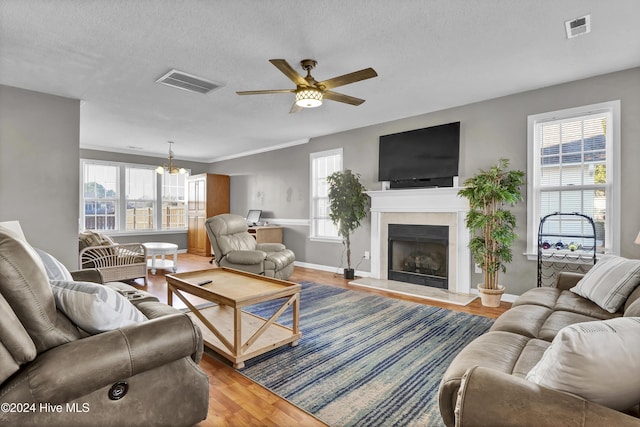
[207,138,310,163]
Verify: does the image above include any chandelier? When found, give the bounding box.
[156,141,186,175]
[295,87,323,108]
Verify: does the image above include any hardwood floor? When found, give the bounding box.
[130,253,510,426]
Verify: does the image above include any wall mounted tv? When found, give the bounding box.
[378,121,460,188]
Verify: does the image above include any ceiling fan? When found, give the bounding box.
[236,59,378,113]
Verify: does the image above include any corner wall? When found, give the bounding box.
[0,85,80,268]
[211,67,640,296]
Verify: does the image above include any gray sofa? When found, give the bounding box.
[0,227,209,426]
[439,267,640,427]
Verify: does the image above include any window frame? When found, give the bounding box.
[124,165,157,231]
[526,100,621,259]
[160,172,188,231]
[309,148,343,242]
[80,159,190,235]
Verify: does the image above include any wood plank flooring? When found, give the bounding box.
[129,253,510,426]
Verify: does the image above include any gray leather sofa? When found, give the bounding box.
[439,271,640,427]
[0,228,209,426]
[205,213,295,280]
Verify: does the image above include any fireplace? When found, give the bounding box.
[366,185,471,295]
[388,224,449,289]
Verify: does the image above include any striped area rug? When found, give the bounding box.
[241,282,493,426]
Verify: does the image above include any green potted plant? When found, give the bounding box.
[327,169,369,279]
[458,158,525,307]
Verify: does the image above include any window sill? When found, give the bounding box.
[100,229,187,238]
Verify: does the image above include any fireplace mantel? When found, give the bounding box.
[367,187,471,294]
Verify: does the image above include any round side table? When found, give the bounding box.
[143,242,178,275]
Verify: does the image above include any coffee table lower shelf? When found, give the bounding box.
[187,305,301,369]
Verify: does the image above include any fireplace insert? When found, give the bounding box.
[388,224,448,289]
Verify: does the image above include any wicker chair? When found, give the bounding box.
[78,231,147,284]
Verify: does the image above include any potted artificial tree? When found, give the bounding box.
[327,169,369,279]
[458,158,525,307]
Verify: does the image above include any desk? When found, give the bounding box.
[247,225,283,244]
[143,242,178,274]
[166,268,301,369]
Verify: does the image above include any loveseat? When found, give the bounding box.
[439,255,640,427]
[0,225,209,426]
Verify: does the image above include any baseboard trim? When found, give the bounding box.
[294,261,372,278]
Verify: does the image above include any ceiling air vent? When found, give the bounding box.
[156,69,224,94]
[565,14,591,39]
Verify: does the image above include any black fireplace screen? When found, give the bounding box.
[388,224,448,289]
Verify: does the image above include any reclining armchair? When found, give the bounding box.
[0,226,209,427]
[205,214,295,280]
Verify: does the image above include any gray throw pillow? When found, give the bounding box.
[35,248,73,281]
[570,255,640,313]
[526,317,640,411]
[51,280,147,334]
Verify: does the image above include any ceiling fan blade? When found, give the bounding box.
[289,102,303,114]
[236,89,295,95]
[323,91,366,106]
[317,68,377,90]
[269,59,308,86]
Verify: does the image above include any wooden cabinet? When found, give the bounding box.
[187,173,229,256]
[247,226,283,244]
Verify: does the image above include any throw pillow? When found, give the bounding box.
[570,255,640,313]
[51,280,147,334]
[526,317,640,411]
[35,248,73,281]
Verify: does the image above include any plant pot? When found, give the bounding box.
[477,284,505,307]
[343,268,355,280]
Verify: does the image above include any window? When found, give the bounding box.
[125,167,156,230]
[83,163,118,230]
[310,148,343,240]
[81,160,189,233]
[161,172,187,229]
[527,101,620,257]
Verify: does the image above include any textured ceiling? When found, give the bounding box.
[1,1,639,162]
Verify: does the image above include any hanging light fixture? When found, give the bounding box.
[295,87,323,108]
[156,141,186,175]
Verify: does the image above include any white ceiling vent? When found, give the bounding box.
[565,14,591,39]
[156,69,224,94]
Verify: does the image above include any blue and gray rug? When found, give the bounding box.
[241,282,493,427]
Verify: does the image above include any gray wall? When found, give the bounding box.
[79,149,211,249]
[0,85,80,268]
[211,67,640,296]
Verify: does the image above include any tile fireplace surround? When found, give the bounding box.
[367,185,471,295]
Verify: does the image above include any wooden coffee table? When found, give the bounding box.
[166,268,301,369]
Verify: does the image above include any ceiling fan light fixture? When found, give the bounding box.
[295,88,323,108]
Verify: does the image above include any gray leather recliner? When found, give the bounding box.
[205,214,295,280]
[0,228,209,427]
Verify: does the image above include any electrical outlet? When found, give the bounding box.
[364,251,370,260]
[474,264,482,274]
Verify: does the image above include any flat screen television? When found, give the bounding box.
[378,121,460,188]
